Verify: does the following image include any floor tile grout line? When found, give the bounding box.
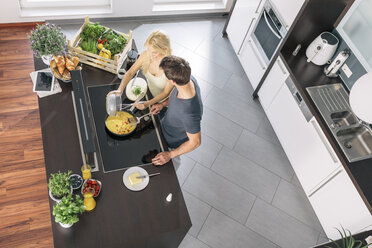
[182,188,214,214]
[192,43,245,78]
[195,206,213,239]
[270,178,282,205]
[185,162,286,225]
[204,85,265,118]
[180,46,233,88]
[243,196,257,225]
[268,182,325,235]
[211,207,280,248]
[208,160,278,204]
[180,160,197,187]
[269,178,326,235]
[229,129,292,182]
[207,141,224,170]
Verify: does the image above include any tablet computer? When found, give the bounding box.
[33,71,55,92]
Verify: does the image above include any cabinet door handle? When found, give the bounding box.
[255,0,264,13]
[308,169,342,197]
[277,58,287,75]
[310,118,339,164]
[248,40,267,70]
[237,18,256,55]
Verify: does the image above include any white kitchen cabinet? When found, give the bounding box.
[258,56,288,110]
[265,79,341,195]
[309,168,372,239]
[226,0,263,53]
[270,0,305,29]
[238,34,267,89]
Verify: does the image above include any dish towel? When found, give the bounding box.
[30,69,62,98]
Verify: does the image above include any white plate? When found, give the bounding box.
[123,167,149,191]
[125,77,148,101]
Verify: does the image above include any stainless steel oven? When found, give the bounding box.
[251,0,287,65]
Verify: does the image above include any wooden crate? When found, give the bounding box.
[67,16,133,74]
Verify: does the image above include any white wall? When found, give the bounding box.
[1,0,233,23]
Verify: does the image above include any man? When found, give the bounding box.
[150,55,203,167]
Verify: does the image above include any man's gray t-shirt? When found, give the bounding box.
[161,76,203,148]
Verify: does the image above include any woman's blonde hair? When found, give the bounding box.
[142,30,172,73]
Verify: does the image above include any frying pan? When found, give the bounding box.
[105,111,152,137]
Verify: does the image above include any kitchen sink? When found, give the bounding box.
[307,84,372,162]
[330,111,359,128]
[336,126,372,155]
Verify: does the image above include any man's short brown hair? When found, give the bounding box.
[159,55,191,86]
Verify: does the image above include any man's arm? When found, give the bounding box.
[150,98,170,114]
[152,131,201,165]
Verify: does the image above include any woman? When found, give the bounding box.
[108,30,173,110]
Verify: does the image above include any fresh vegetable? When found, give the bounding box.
[80,23,105,41]
[132,86,142,96]
[82,179,101,197]
[97,43,104,50]
[79,38,97,54]
[48,171,72,199]
[53,194,85,226]
[101,29,127,56]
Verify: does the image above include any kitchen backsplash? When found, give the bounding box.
[331,29,367,91]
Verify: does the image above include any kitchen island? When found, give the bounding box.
[34,43,191,248]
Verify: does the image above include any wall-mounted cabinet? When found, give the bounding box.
[337,0,372,71]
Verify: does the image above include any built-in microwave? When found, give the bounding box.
[251,0,287,65]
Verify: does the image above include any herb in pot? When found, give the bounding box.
[48,171,72,199]
[28,23,67,57]
[53,194,85,226]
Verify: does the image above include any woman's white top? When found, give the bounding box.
[144,70,167,97]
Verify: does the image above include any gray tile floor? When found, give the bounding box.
[57,17,327,248]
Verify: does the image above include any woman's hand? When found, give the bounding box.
[150,103,163,115]
[106,90,121,98]
[134,102,147,110]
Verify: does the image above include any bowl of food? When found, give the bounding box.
[125,77,147,101]
[50,54,81,82]
[69,174,83,190]
[81,179,102,197]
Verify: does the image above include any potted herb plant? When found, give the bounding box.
[315,226,371,248]
[48,171,72,202]
[28,23,67,65]
[53,194,85,228]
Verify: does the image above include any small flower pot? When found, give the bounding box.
[41,55,53,65]
[59,222,73,228]
[49,187,73,203]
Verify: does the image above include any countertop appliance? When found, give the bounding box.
[251,0,287,65]
[87,83,164,173]
[306,32,339,66]
[307,84,372,162]
[324,49,350,77]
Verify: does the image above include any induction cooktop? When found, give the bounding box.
[87,83,164,172]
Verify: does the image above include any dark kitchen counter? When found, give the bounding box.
[280,48,372,213]
[34,45,191,247]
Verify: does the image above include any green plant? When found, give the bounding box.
[48,171,72,199]
[28,23,67,57]
[53,194,85,225]
[102,29,127,55]
[80,22,105,41]
[326,226,370,248]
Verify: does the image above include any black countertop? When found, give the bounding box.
[34,43,191,247]
[281,48,372,213]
